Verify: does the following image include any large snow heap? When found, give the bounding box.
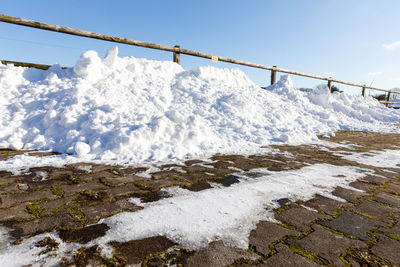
[0,47,399,164]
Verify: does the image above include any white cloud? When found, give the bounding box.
[382,41,400,51]
[368,71,383,76]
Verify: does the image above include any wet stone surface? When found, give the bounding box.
[0,130,399,266]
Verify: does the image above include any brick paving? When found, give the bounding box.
[0,130,399,266]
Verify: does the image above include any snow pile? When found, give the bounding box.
[269,77,399,131]
[0,47,399,164]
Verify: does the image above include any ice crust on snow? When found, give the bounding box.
[0,47,399,165]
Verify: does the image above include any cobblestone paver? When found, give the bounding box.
[287,224,365,266]
[248,220,301,256]
[257,244,320,267]
[274,205,330,232]
[0,130,399,266]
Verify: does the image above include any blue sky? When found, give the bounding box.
[1,0,400,94]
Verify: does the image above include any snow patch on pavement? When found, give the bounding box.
[341,149,400,168]
[94,164,370,251]
[0,231,81,267]
[0,164,372,266]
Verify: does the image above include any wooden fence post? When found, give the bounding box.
[173,45,180,64]
[362,85,366,96]
[270,66,277,85]
[328,78,332,93]
[386,92,391,106]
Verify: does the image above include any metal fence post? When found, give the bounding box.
[270,66,277,85]
[173,45,180,64]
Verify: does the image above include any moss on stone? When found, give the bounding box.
[108,168,122,176]
[133,181,151,191]
[102,254,126,267]
[80,190,103,201]
[170,175,186,183]
[289,246,329,265]
[386,233,400,241]
[26,203,42,218]
[51,185,64,197]
[99,177,113,187]
[68,208,87,224]
[68,174,81,184]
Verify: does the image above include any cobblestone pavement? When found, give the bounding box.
[0,130,399,266]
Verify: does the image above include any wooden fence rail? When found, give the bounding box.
[1,14,399,97]
[0,59,68,70]
[1,60,52,70]
[379,101,399,104]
